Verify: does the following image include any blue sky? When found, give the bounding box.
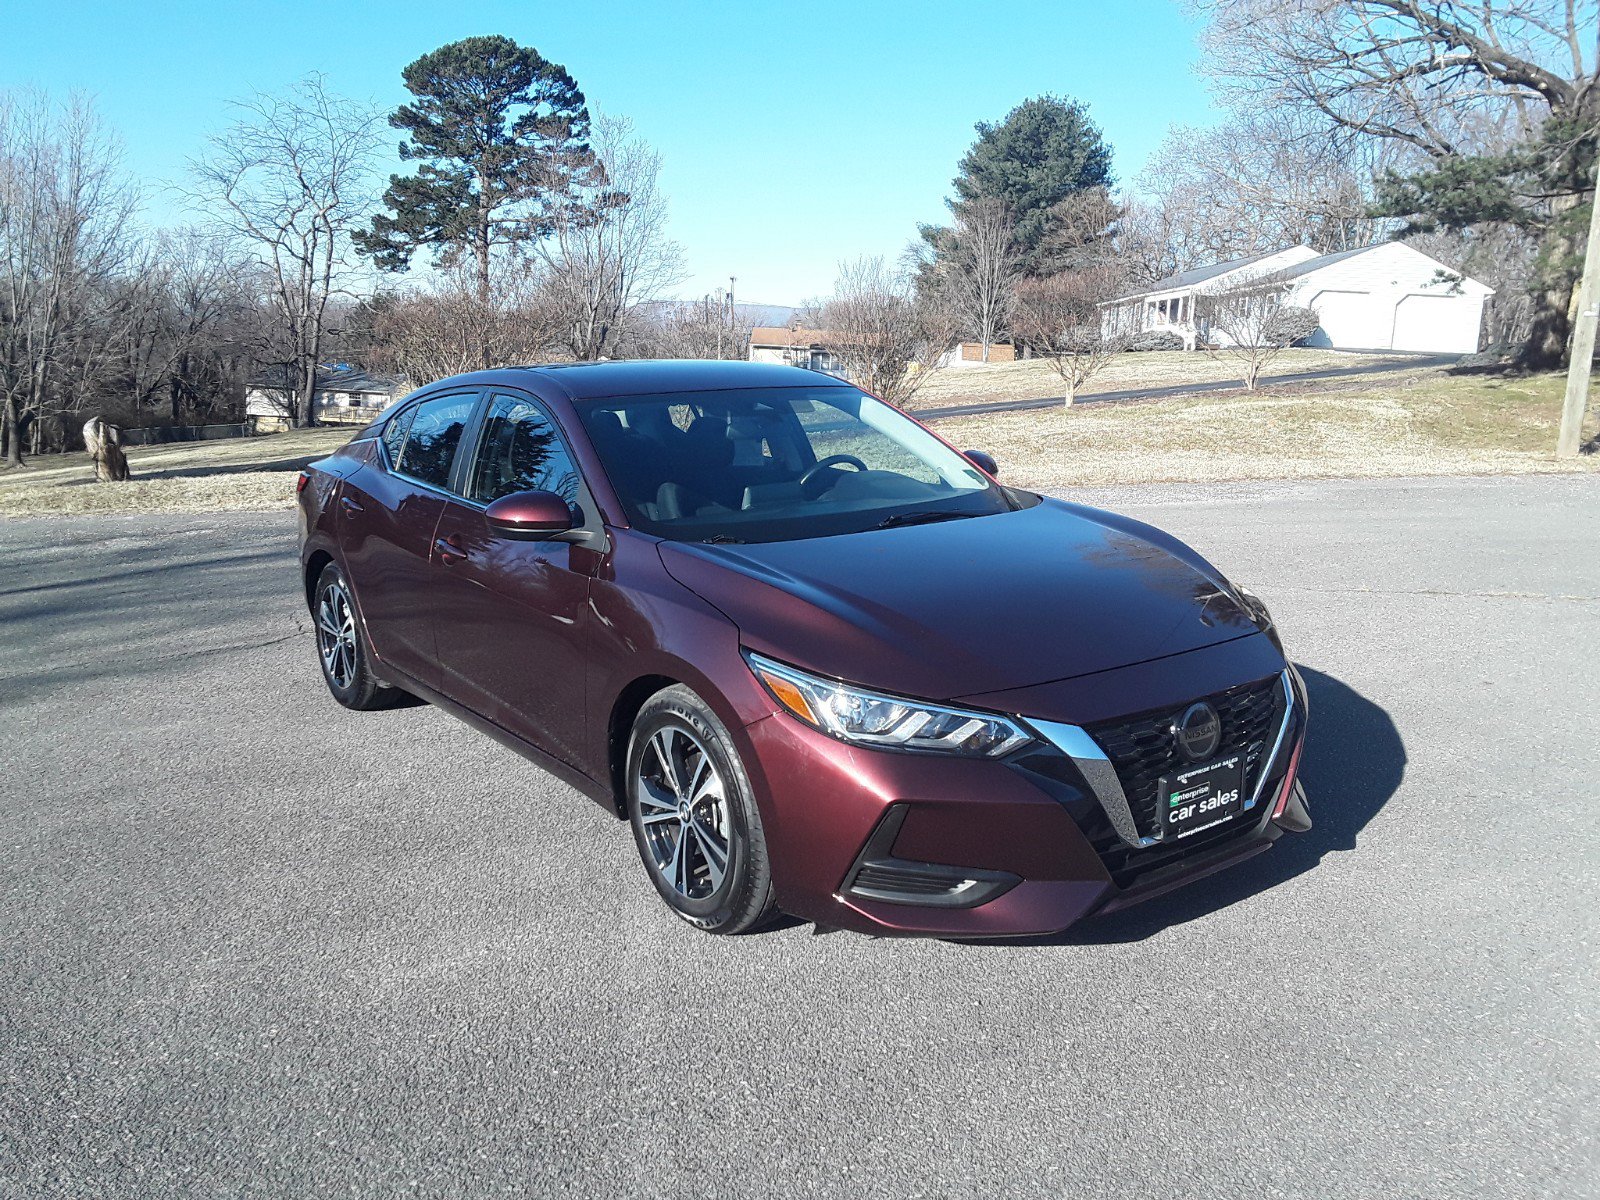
[4,0,1218,304]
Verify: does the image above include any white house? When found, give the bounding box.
[244,366,407,433]
[1104,243,1494,355]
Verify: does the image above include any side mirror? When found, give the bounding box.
[483,489,574,541]
[963,449,999,479]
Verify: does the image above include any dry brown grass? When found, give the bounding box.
[0,426,353,517]
[936,368,1600,490]
[904,347,1401,411]
[1,367,1593,517]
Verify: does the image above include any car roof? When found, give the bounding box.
[421,359,855,401]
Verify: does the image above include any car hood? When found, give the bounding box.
[656,497,1263,702]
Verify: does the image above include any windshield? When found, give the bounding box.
[575,386,1014,543]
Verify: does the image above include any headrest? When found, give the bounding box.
[727,411,780,440]
[682,415,734,466]
[627,406,675,440]
[588,410,624,440]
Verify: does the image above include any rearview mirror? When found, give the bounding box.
[963,449,999,479]
[483,490,574,541]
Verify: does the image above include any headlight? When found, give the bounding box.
[744,652,1032,757]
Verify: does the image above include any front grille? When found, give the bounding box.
[1085,674,1283,842]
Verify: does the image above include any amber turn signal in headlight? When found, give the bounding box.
[744,651,1032,757]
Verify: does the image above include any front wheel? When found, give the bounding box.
[626,686,778,934]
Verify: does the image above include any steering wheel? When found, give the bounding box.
[798,454,869,499]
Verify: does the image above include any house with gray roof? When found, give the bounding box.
[244,365,407,432]
[1103,243,1493,354]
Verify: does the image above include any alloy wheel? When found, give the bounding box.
[317,581,358,691]
[635,725,733,900]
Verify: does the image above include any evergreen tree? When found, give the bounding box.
[948,95,1114,272]
[356,36,600,317]
[1374,113,1596,363]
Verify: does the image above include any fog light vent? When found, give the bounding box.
[840,805,1020,909]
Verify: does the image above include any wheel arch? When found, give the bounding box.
[606,673,685,817]
[303,549,335,612]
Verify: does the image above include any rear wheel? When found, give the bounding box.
[313,563,395,711]
[626,686,777,934]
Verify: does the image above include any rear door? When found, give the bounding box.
[428,390,597,767]
[339,389,482,688]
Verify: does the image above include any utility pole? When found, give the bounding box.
[1558,182,1600,457]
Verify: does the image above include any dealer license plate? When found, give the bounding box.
[1158,755,1246,840]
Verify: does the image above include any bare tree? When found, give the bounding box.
[118,228,253,424]
[358,261,558,385]
[815,257,957,406]
[625,299,758,361]
[1194,271,1320,389]
[1409,223,1539,348]
[1013,265,1131,405]
[539,114,685,360]
[921,198,1022,359]
[0,91,137,465]
[1135,110,1402,268]
[189,76,382,428]
[1191,0,1599,365]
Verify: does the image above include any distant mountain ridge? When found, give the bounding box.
[636,300,799,327]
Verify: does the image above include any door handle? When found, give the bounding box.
[435,535,468,563]
[339,496,365,514]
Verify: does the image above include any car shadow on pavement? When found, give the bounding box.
[968,665,1405,948]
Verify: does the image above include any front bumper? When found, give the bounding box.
[737,652,1309,938]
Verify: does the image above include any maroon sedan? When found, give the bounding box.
[298,360,1310,937]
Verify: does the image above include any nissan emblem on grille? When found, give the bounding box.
[1172,702,1222,762]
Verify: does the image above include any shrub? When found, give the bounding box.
[1266,306,1321,347]
[1127,329,1185,352]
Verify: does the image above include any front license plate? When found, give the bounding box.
[1158,755,1246,840]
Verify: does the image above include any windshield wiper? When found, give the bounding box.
[700,534,746,544]
[874,510,973,531]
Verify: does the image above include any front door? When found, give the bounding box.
[429,391,595,768]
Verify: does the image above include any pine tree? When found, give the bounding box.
[1374,113,1596,365]
[356,36,600,329]
[948,95,1115,272]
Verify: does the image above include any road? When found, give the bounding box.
[915,353,1458,420]
[2,474,1595,1198]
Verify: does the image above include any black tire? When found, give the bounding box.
[625,685,778,934]
[312,562,397,712]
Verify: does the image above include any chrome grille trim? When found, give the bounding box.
[1026,719,1159,849]
[1025,668,1296,850]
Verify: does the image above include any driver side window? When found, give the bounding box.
[466,393,581,505]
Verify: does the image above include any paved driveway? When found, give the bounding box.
[2,474,1595,1198]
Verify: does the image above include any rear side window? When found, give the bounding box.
[396,393,476,490]
[380,404,415,466]
[466,394,581,504]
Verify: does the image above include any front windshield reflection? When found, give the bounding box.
[576,386,1014,543]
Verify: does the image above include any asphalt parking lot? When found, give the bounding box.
[2,473,1596,1198]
